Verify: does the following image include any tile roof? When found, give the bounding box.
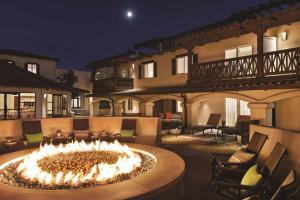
[0,49,59,61]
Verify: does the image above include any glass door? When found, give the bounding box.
[0,93,20,120]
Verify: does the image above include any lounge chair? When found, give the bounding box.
[211,143,287,199]
[192,113,221,135]
[204,169,298,200]
[22,120,48,147]
[113,118,137,143]
[220,115,251,139]
[211,132,268,181]
[73,118,90,142]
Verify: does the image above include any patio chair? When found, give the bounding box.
[22,120,48,147]
[211,132,268,181]
[73,118,90,142]
[112,118,137,143]
[204,169,298,200]
[192,113,221,135]
[211,143,287,200]
[221,115,250,139]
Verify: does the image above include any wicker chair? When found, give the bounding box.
[211,143,287,200]
[192,113,221,135]
[211,132,268,182]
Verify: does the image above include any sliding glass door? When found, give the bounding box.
[0,93,20,120]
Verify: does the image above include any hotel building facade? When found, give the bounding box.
[89,1,300,133]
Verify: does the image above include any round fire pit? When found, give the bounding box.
[0,143,185,200]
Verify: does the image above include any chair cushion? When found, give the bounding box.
[165,112,172,119]
[120,130,135,137]
[241,165,263,186]
[228,149,255,164]
[25,132,43,144]
[74,130,90,135]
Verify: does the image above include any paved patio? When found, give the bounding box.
[162,133,239,200]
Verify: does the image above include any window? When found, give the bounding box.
[7,60,15,64]
[225,45,253,59]
[128,98,133,111]
[20,93,35,119]
[176,56,188,74]
[121,69,127,78]
[238,45,253,57]
[177,101,183,113]
[240,100,250,115]
[225,98,238,126]
[25,63,39,74]
[143,62,154,78]
[72,96,81,108]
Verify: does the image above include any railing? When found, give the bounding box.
[264,47,300,76]
[189,47,300,84]
[93,77,133,93]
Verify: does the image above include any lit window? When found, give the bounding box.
[143,62,154,78]
[238,45,253,57]
[225,98,238,126]
[176,56,188,74]
[240,100,250,115]
[26,63,38,74]
[72,96,81,108]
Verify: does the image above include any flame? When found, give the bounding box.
[16,140,142,186]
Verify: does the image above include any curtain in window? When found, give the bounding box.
[240,100,250,115]
[226,98,237,126]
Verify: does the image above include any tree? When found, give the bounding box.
[57,70,78,87]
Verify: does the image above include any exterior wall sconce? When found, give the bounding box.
[281,31,287,41]
[131,64,135,70]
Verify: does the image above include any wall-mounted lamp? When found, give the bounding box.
[281,31,287,41]
[43,94,47,99]
[131,64,135,70]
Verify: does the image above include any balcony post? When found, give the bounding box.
[187,48,193,81]
[256,25,267,78]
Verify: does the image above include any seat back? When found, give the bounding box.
[121,119,137,135]
[263,143,287,176]
[235,115,250,128]
[271,170,298,200]
[246,132,268,154]
[206,113,221,126]
[73,118,89,130]
[22,120,42,135]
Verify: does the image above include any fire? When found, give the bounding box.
[16,140,142,186]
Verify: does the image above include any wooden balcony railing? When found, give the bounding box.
[189,47,300,85]
[93,77,133,93]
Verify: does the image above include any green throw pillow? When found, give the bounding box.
[241,164,263,186]
[25,132,43,144]
[120,130,135,137]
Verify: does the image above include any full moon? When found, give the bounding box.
[127,11,133,18]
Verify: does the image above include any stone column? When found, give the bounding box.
[35,90,43,119]
[186,102,199,128]
[113,103,123,116]
[248,102,274,126]
[139,102,154,117]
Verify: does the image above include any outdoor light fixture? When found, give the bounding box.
[132,64,135,70]
[281,31,287,41]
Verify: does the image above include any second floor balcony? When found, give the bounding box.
[188,47,300,90]
[93,77,133,93]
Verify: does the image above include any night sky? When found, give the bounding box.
[0,0,262,70]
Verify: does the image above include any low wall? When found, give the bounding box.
[250,124,300,173]
[89,117,161,146]
[0,117,161,146]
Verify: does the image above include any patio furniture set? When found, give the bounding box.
[0,118,138,155]
[205,132,299,199]
[191,113,259,144]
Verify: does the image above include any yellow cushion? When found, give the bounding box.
[241,165,262,186]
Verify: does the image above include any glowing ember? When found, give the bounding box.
[14,140,142,187]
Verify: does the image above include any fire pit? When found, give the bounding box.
[0,140,155,190]
[0,143,184,200]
